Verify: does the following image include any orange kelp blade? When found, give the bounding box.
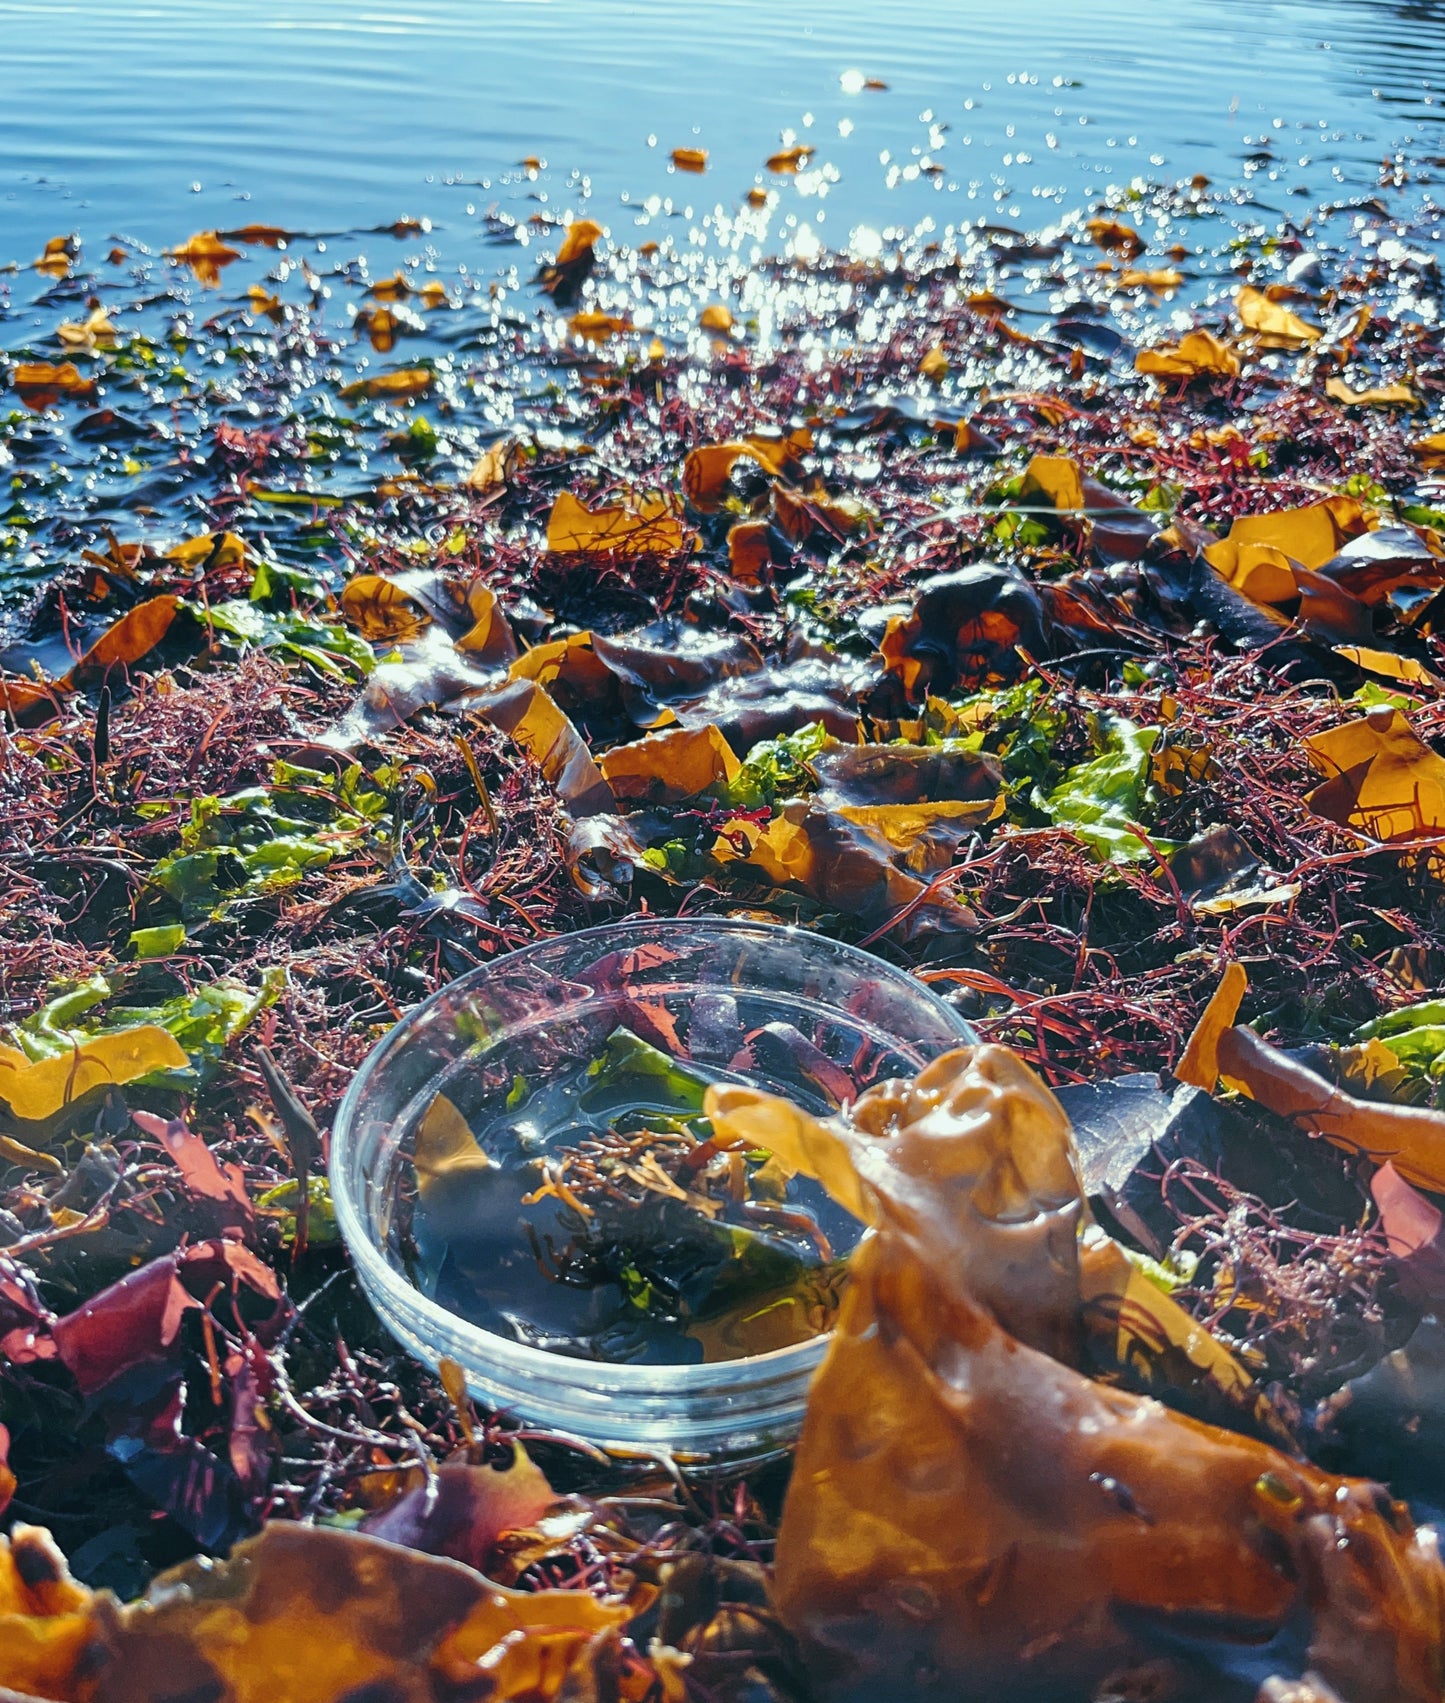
[708,1048,1445,1703]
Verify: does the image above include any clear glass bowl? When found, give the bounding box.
[330,917,975,1463]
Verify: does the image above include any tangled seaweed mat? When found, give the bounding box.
[9,148,1445,1703]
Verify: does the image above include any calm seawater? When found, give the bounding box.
[2,0,1444,264]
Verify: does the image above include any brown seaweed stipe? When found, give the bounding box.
[709,1047,1445,1702]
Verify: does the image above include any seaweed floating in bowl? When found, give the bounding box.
[389,1027,855,1366]
[332,917,976,1457]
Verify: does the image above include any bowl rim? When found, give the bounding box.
[329,915,975,1397]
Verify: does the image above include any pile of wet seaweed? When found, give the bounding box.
[4,146,1445,1701]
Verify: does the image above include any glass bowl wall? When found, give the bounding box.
[330,917,975,1463]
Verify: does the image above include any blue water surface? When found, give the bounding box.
[1,0,1443,261]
